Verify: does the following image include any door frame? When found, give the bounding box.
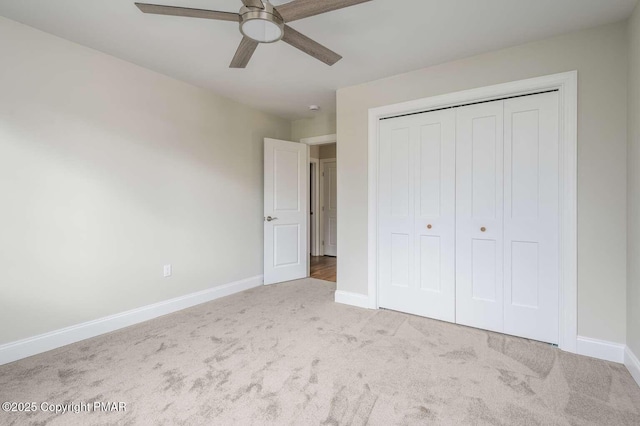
[367,71,578,353]
[310,158,320,256]
[320,158,337,256]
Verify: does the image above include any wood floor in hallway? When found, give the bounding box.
[310,256,336,282]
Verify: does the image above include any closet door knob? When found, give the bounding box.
[480,227,486,232]
[427,224,432,229]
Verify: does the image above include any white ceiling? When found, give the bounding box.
[0,0,637,119]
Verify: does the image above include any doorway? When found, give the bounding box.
[305,138,337,282]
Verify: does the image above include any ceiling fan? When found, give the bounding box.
[135,0,372,68]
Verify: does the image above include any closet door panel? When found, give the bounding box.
[379,110,456,322]
[455,100,505,333]
[504,92,559,344]
[414,110,456,322]
[379,120,414,306]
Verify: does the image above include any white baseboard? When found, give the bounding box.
[334,290,373,309]
[576,336,625,363]
[625,346,640,388]
[0,275,263,366]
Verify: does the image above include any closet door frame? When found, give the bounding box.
[367,71,578,354]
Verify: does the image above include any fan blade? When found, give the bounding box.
[276,0,371,22]
[230,37,259,68]
[241,0,265,9]
[135,3,239,22]
[282,25,342,66]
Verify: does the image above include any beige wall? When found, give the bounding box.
[310,143,336,163]
[628,4,640,357]
[320,144,337,160]
[337,22,628,344]
[0,17,291,344]
[291,113,336,141]
[310,145,320,159]
[309,144,336,160]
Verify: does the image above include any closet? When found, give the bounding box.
[378,91,560,344]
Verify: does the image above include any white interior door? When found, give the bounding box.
[378,109,456,322]
[503,92,559,344]
[455,100,505,333]
[322,160,338,256]
[264,138,308,285]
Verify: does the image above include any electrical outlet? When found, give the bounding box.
[163,264,172,278]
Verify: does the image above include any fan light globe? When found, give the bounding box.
[241,18,283,43]
[239,2,285,44]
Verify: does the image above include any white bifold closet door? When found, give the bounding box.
[455,92,559,344]
[504,92,559,343]
[378,91,560,344]
[455,100,505,333]
[378,109,456,323]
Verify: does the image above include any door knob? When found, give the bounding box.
[480,227,486,232]
[265,216,278,222]
[427,224,432,229]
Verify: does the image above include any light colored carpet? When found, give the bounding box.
[1,278,639,425]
